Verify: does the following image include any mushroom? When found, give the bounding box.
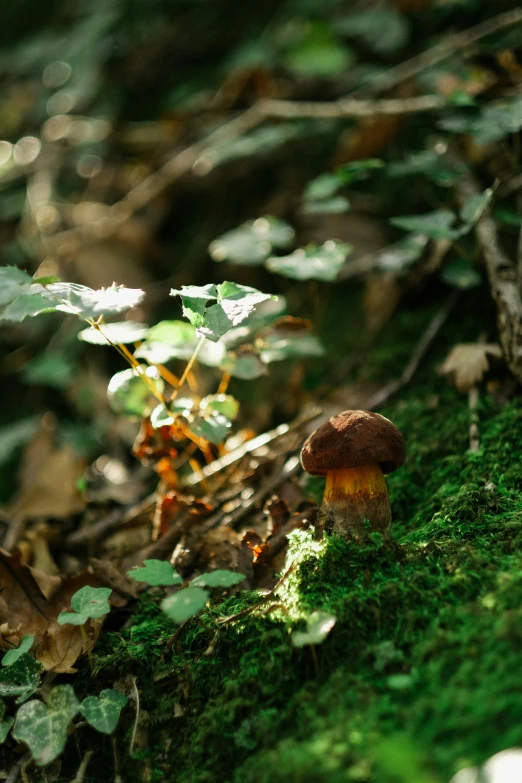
[300,410,405,539]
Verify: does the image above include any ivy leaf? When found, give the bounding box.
[13,685,80,766]
[45,282,145,319]
[78,321,149,345]
[189,410,232,445]
[2,635,34,667]
[0,714,14,743]
[107,366,163,418]
[0,654,43,703]
[127,560,183,587]
[191,570,246,588]
[80,689,128,735]
[57,586,112,626]
[171,282,273,342]
[161,587,209,624]
[292,612,337,647]
[390,210,457,240]
[266,242,350,281]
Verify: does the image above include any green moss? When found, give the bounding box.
[84,294,522,783]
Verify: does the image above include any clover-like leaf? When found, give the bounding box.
[13,685,80,766]
[127,560,183,587]
[171,282,273,342]
[390,209,458,240]
[45,282,145,319]
[191,570,246,588]
[2,635,34,667]
[0,654,43,703]
[266,241,350,281]
[80,689,128,735]
[57,586,112,626]
[107,366,163,418]
[161,587,209,624]
[292,611,337,647]
[78,321,149,345]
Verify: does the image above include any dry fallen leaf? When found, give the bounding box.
[440,343,502,392]
[0,549,113,673]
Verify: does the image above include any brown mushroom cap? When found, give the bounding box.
[301,410,406,476]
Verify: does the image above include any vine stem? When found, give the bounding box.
[169,335,205,403]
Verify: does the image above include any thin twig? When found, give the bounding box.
[218,563,297,625]
[350,7,522,98]
[129,677,140,757]
[455,168,522,384]
[365,290,459,410]
[257,94,446,119]
[70,750,94,783]
[6,754,31,783]
[184,407,321,487]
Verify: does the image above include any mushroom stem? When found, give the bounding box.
[319,464,391,539]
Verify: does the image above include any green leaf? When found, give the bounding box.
[78,321,149,345]
[390,209,457,240]
[0,715,14,743]
[285,25,353,78]
[209,217,294,266]
[257,332,324,363]
[107,366,163,418]
[191,570,245,588]
[0,289,57,322]
[57,586,112,626]
[171,282,274,342]
[80,689,127,735]
[161,587,209,624]
[459,188,493,225]
[0,654,42,703]
[266,242,350,281]
[127,560,183,587]
[189,410,232,445]
[22,352,75,389]
[146,320,197,345]
[336,7,409,54]
[2,635,34,667]
[220,348,268,380]
[0,266,33,307]
[291,611,337,647]
[304,173,342,201]
[303,196,350,215]
[200,394,239,420]
[374,234,429,275]
[45,282,145,319]
[13,685,80,766]
[440,258,482,290]
[387,150,465,186]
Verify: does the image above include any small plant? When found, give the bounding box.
[128,559,245,624]
[57,586,112,670]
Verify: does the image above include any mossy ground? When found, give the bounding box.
[77,289,522,783]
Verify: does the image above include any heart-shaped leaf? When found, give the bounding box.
[57,586,112,626]
[13,684,79,765]
[80,689,128,734]
[0,654,42,702]
[127,560,183,587]
[161,587,209,624]
[191,570,246,588]
[2,635,34,667]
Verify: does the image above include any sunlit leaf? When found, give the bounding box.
[46,282,145,319]
[0,266,33,307]
[2,635,34,667]
[172,282,274,342]
[189,410,232,444]
[266,242,350,281]
[80,689,127,734]
[57,586,112,626]
[220,348,268,379]
[374,234,429,274]
[161,587,209,624]
[191,570,246,588]
[200,394,239,420]
[303,196,350,215]
[291,611,336,647]
[209,216,294,266]
[257,332,324,363]
[127,560,183,587]
[107,366,163,418]
[13,685,79,765]
[78,321,149,345]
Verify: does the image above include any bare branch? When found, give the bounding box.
[257,94,446,119]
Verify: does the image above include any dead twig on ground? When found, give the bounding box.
[456,170,522,385]
[256,94,445,119]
